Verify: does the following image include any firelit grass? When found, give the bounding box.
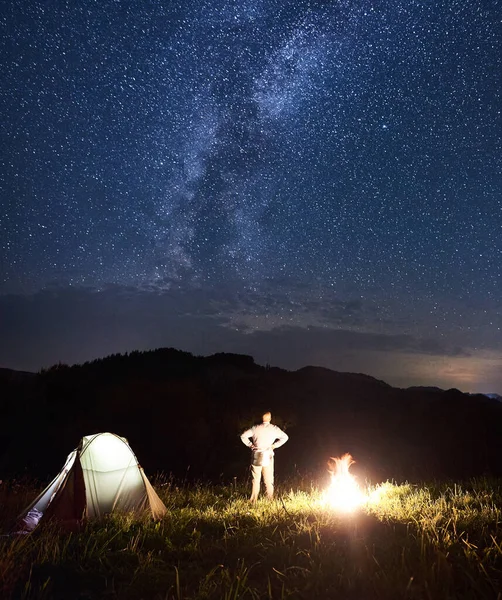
[0,477,501,599]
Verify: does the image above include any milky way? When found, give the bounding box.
[1,0,501,390]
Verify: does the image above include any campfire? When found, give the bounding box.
[325,453,365,511]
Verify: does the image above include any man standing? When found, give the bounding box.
[240,412,289,502]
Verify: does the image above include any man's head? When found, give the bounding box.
[262,412,272,423]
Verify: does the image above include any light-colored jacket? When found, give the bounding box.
[240,422,289,454]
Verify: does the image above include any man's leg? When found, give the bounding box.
[250,465,262,502]
[262,458,274,499]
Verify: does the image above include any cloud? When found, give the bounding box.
[0,284,480,386]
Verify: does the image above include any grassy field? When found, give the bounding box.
[1,476,501,599]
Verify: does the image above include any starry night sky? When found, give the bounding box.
[1,0,501,392]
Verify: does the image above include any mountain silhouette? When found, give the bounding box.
[1,348,501,483]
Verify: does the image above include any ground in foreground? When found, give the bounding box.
[1,477,501,599]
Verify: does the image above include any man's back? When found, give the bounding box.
[241,421,288,452]
[250,423,285,450]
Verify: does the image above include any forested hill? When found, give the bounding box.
[1,348,501,482]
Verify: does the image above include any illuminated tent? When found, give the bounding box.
[17,432,167,531]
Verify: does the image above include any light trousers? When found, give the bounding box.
[250,458,274,502]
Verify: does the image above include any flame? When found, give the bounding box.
[325,453,365,512]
